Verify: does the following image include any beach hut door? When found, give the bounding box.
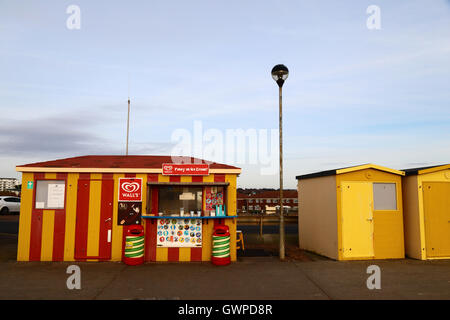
[341,182,375,258]
[423,182,450,258]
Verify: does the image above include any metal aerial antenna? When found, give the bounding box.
[126,74,130,155]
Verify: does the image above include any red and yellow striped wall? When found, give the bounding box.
[17,172,237,262]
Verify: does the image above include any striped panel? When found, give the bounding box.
[178,176,192,262]
[29,172,45,261]
[41,173,57,261]
[151,188,158,213]
[201,174,214,261]
[74,179,90,260]
[17,173,34,261]
[29,211,43,261]
[25,172,68,261]
[52,173,67,261]
[190,245,203,261]
[64,173,79,261]
[98,177,113,260]
[18,171,239,263]
[225,174,237,262]
[225,218,237,262]
[155,174,169,261]
[40,209,55,261]
[136,173,147,216]
[17,169,239,263]
[147,174,158,261]
[136,174,146,260]
[145,219,157,261]
[86,174,102,260]
[74,174,114,261]
[214,174,225,183]
[167,175,180,261]
[148,173,158,216]
[145,174,159,262]
[203,174,215,183]
[142,217,146,255]
[190,175,203,261]
[52,209,65,261]
[156,247,168,262]
[111,174,124,261]
[167,247,179,262]
[202,220,214,261]
[225,174,236,213]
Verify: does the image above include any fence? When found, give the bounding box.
[237,214,298,237]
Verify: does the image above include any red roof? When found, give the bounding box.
[237,192,249,199]
[17,155,240,170]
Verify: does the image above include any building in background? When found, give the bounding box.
[0,178,19,192]
[237,189,298,214]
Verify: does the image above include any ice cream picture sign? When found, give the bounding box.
[162,163,209,176]
[118,178,143,225]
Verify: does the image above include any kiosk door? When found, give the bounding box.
[74,179,113,260]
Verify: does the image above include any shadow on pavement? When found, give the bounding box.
[0,234,17,262]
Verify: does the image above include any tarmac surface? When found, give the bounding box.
[1,215,450,300]
[1,233,450,300]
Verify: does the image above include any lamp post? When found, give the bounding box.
[271,64,289,260]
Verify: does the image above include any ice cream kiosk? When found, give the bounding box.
[15,155,241,263]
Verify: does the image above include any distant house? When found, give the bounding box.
[237,189,298,214]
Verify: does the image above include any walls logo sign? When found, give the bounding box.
[118,178,142,202]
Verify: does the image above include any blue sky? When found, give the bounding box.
[1,0,449,188]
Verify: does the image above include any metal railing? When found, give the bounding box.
[237,213,298,237]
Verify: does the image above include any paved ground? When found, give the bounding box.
[1,233,450,299]
[1,215,450,300]
[0,214,19,234]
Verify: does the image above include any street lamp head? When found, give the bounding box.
[271,64,289,87]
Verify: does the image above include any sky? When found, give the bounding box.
[0,0,449,189]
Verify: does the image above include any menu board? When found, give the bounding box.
[156,218,202,248]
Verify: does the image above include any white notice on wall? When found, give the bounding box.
[35,202,45,209]
[47,183,65,208]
